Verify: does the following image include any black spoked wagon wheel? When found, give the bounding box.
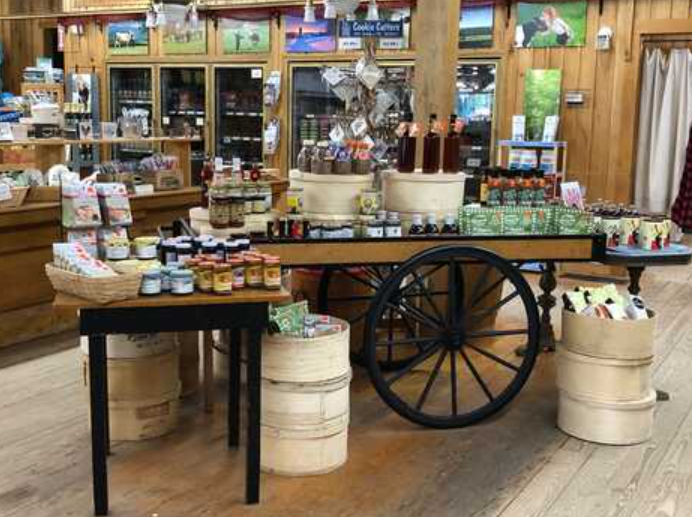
[318,266,429,370]
[364,246,540,429]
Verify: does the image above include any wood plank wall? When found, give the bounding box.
[10,0,692,203]
[0,0,60,93]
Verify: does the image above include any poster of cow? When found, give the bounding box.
[221,19,270,54]
[107,20,149,55]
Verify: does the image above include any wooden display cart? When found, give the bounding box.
[251,234,606,430]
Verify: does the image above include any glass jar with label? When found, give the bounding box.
[287,188,304,215]
[140,269,162,296]
[297,140,315,173]
[263,256,282,290]
[409,214,425,236]
[245,256,264,288]
[162,239,177,265]
[175,243,193,265]
[385,213,402,238]
[229,188,245,229]
[252,194,266,214]
[209,189,231,229]
[134,237,160,260]
[360,189,380,216]
[366,221,385,238]
[197,261,215,293]
[213,264,233,295]
[171,269,194,296]
[229,257,246,290]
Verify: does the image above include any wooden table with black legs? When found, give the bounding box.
[53,290,291,517]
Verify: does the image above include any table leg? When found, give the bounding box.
[538,261,557,353]
[228,329,242,448]
[246,328,262,505]
[203,331,214,413]
[88,334,109,516]
[627,266,645,296]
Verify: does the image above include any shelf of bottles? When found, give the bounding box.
[160,67,207,185]
[456,62,497,171]
[110,67,155,161]
[290,64,415,168]
[215,67,264,165]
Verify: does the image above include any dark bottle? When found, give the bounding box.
[442,114,461,174]
[424,213,440,235]
[200,156,214,208]
[422,114,441,174]
[397,113,417,173]
[441,214,459,234]
[409,213,425,236]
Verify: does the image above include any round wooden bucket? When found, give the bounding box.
[289,169,374,216]
[262,319,350,383]
[383,170,466,219]
[558,389,656,446]
[261,414,349,477]
[108,384,181,442]
[262,371,351,428]
[561,310,656,360]
[557,348,653,402]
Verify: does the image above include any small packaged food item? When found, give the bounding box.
[625,295,649,320]
[140,269,162,296]
[96,183,133,227]
[197,261,215,293]
[171,269,194,296]
[53,242,117,278]
[133,237,160,260]
[62,183,103,229]
[245,256,264,288]
[213,264,233,295]
[105,236,131,261]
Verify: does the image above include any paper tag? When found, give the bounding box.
[134,184,155,196]
[214,157,224,172]
[329,124,346,144]
[323,67,347,86]
[162,116,170,125]
[351,117,369,138]
[252,68,263,79]
[196,117,204,127]
[0,183,11,201]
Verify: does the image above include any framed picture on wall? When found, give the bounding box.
[515,1,587,48]
[338,8,411,51]
[220,18,270,54]
[107,20,149,56]
[459,5,494,49]
[285,16,336,53]
[523,69,562,141]
[163,4,207,55]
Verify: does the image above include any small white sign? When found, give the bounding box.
[251,68,263,79]
[0,183,11,201]
[134,184,155,196]
[214,157,224,172]
[196,117,204,127]
[162,116,170,125]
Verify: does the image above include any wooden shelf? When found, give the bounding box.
[0,136,202,147]
[0,163,36,171]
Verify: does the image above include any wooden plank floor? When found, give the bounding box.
[1,262,692,517]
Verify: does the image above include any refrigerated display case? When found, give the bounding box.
[456,61,498,170]
[214,66,264,165]
[109,66,155,161]
[160,66,207,184]
[289,63,414,168]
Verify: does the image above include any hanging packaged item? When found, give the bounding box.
[62,182,103,229]
[96,183,133,227]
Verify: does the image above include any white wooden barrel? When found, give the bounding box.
[289,169,374,216]
[262,318,350,383]
[557,348,653,402]
[80,333,177,359]
[261,414,349,477]
[108,384,181,442]
[558,389,656,445]
[262,371,351,428]
[383,170,466,219]
[561,310,656,360]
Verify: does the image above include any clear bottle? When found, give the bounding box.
[422,114,441,174]
[442,114,461,174]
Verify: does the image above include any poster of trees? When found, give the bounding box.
[523,69,562,141]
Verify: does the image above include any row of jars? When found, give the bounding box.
[296,140,372,176]
[209,183,273,230]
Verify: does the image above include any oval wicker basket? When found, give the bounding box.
[45,264,142,304]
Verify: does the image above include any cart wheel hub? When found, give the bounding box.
[443,328,466,350]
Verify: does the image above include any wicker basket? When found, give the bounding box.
[45,264,142,304]
[0,187,29,209]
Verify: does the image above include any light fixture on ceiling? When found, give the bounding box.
[304,0,316,23]
[324,0,337,20]
[366,0,379,21]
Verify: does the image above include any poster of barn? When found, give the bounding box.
[163,4,207,55]
[107,20,149,55]
[221,19,270,54]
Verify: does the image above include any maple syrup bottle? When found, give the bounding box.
[422,114,441,174]
[442,114,461,173]
[397,113,416,173]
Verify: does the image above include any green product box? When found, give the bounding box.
[555,207,594,235]
[533,207,553,235]
[462,207,504,236]
[502,207,535,236]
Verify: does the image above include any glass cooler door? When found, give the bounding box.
[160,66,207,185]
[456,62,498,170]
[290,64,414,168]
[109,66,155,160]
[214,66,264,165]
